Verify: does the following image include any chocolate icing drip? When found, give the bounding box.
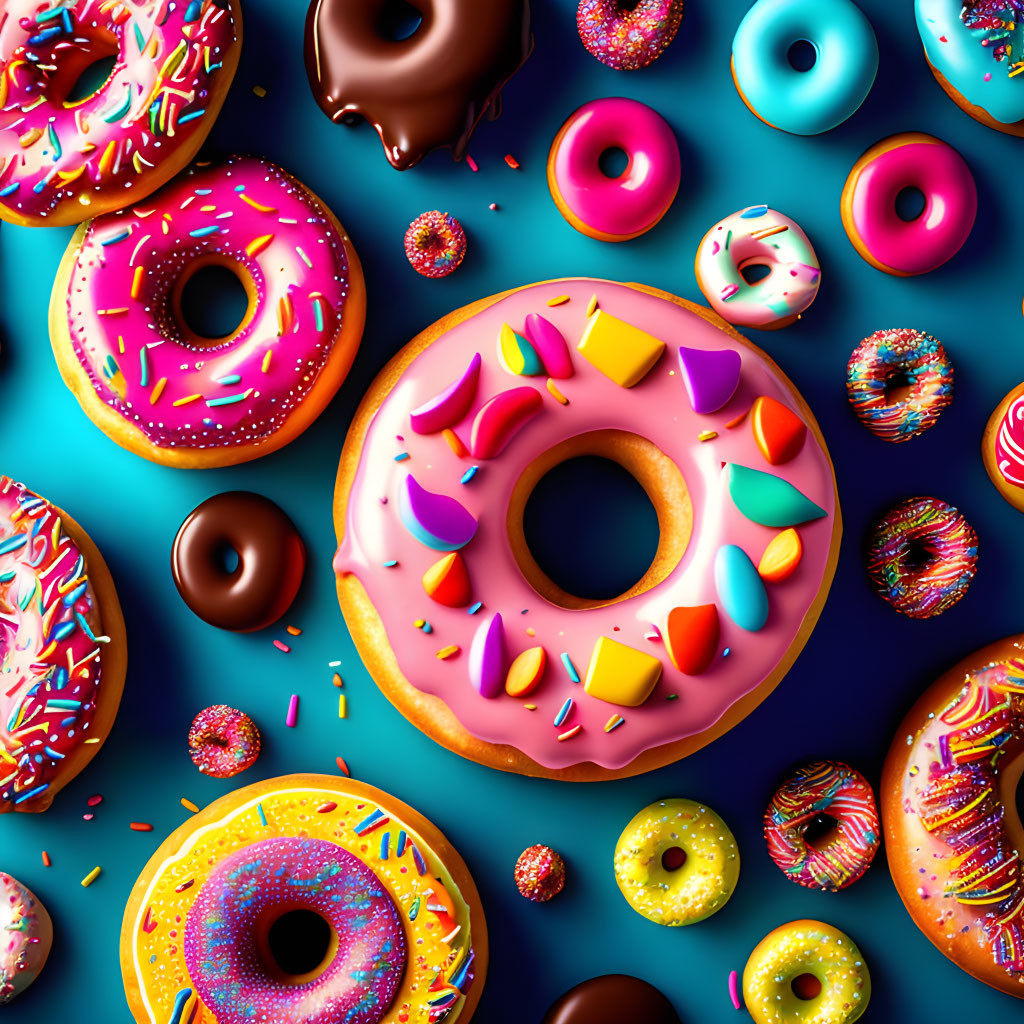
[304,0,532,170]
[542,975,682,1024]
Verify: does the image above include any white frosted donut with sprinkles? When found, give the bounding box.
[0,0,242,226]
[48,156,366,468]
[0,872,52,1003]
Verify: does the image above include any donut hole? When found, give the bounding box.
[54,30,118,107]
[895,186,927,223]
[739,262,772,286]
[803,811,841,849]
[791,973,822,1000]
[661,847,687,872]
[903,538,938,572]
[883,368,914,405]
[213,541,241,577]
[264,909,334,980]
[787,39,818,72]
[173,258,255,345]
[509,430,692,610]
[598,146,630,180]
[377,0,424,41]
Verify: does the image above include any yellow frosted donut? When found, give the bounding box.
[742,920,871,1024]
[613,798,739,926]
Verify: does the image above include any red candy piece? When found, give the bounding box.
[470,387,543,459]
[515,844,566,902]
[751,395,807,465]
[664,604,719,675]
[422,552,472,607]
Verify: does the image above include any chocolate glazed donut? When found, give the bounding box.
[171,493,306,632]
[542,975,681,1024]
[304,0,533,169]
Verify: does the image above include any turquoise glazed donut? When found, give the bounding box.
[731,0,879,135]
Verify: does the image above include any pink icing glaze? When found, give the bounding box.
[848,138,977,276]
[334,280,837,771]
[995,392,1024,487]
[0,477,112,810]
[59,156,355,452]
[550,98,681,240]
[0,0,239,223]
[0,872,51,1003]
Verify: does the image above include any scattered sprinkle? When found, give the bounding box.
[442,428,467,457]
[130,822,153,832]
[332,673,344,688]
[83,813,94,821]
[436,644,460,660]
[604,714,625,733]
[394,452,410,462]
[547,295,570,306]
[666,693,679,701]
[416,620,433,633]
[504,153,520,170]
[87,794,103,807]
[181,798,200,814]
[252,84,266,97]
[338,694,347,719]
[560,652,581,683]
[336,756,351,776]
[554,698,574,727]
[41,851,51,867]
[461,466,479,485]
[257,803,268,827]
[81,866,102,888]
[725,407,750,429]
[698,430,718,442]
[557,724,582,742]
[329,660,342,668]
[466,154,479,173]
[723,647,731,657]
[286,694,299,727]
[467,601,482,615]
[174,879,194,893]
[317,802,337,814]
[273,639,291,653]
[729,970,741,1010]
[286,625,302,636]
[488,202,498,211]
[546,379,569,405]
[585,294,598,317]
[383,559,399,568]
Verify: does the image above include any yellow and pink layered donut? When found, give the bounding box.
[0,0,241,226]
[0,476,126,812]
[333,279,841,780]
[49,156,365,468]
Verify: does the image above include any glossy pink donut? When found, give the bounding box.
[547,98,680,242]
[841,132,977,277]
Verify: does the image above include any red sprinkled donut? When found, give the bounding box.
[404,211,467,278]
[515,844,566,902]
[577,0,685,71]
[188,705,261,778]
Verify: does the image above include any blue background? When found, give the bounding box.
[3,0,1023,1020]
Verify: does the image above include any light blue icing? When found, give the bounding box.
[732,0,879,135]
[916,0,1024,125]
[714,545,769,632]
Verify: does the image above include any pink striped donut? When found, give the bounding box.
[764,759,880,891]
[0,0,241,227]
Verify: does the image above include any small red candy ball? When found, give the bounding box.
[515,844,566,902]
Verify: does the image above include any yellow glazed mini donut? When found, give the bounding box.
[613,798,739,926]
[743,920,871,1024]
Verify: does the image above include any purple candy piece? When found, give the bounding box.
[469,612,506,698]
[677,346,742,414]
[398,475,477,551]
[409,352,481,434]
[523,314,573,379]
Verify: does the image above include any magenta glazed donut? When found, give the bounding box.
[188,705,261,779]
[547,98,681,242]
[577,0,685,70]
[841,132,977,276]
[184,836,406,1024]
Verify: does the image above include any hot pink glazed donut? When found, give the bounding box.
[547,98,681,242]
[334,279,841,780]
[48,155,366,468]
[0,0,242,227]
[188,705,260,778]
[577,0,685,71]
[0,872,52,1003]
[841,132,977,276]
[184,836,406,1024]
[0,476,126,813]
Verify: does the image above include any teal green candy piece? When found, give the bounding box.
[726,463,826,527]
[714,545,768,631]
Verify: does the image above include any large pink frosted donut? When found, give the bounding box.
[183,836,406,1024]
[841,132,977,276]
[0,0,241,227]
[547,98,681,242]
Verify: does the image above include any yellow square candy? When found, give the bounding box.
[583,636,663,707]
[577,309,666,388]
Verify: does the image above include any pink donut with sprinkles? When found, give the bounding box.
[48,156,366,468]
[405,210,467,279]
[0,0,242,227]
[0,476,126,813]
[577,0,685,70]
[188,705,260,778]
[764,759,880,891]
[0,872,52,1003]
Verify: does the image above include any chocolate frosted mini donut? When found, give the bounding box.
[171,493,305,632]
[304,0,533,169]
[543,975,680,1024]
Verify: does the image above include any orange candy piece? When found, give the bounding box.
[664,604,719,675]
[505,646,547,697]
[751,395,807,465]
[758,528,803,582]
[422,552,472,607]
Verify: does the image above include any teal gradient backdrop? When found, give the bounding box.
[2,1,1023,1020]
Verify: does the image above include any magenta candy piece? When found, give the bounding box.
[470,387,543,459]
[524,313,574,378]
[677,346,742,414]
[469,612,506,698]
[409,352,481,434]
[398,475,477,551]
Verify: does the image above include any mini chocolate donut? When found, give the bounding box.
[304,0,533,170]
[543,975,681,1024]
[171,493,305,632]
